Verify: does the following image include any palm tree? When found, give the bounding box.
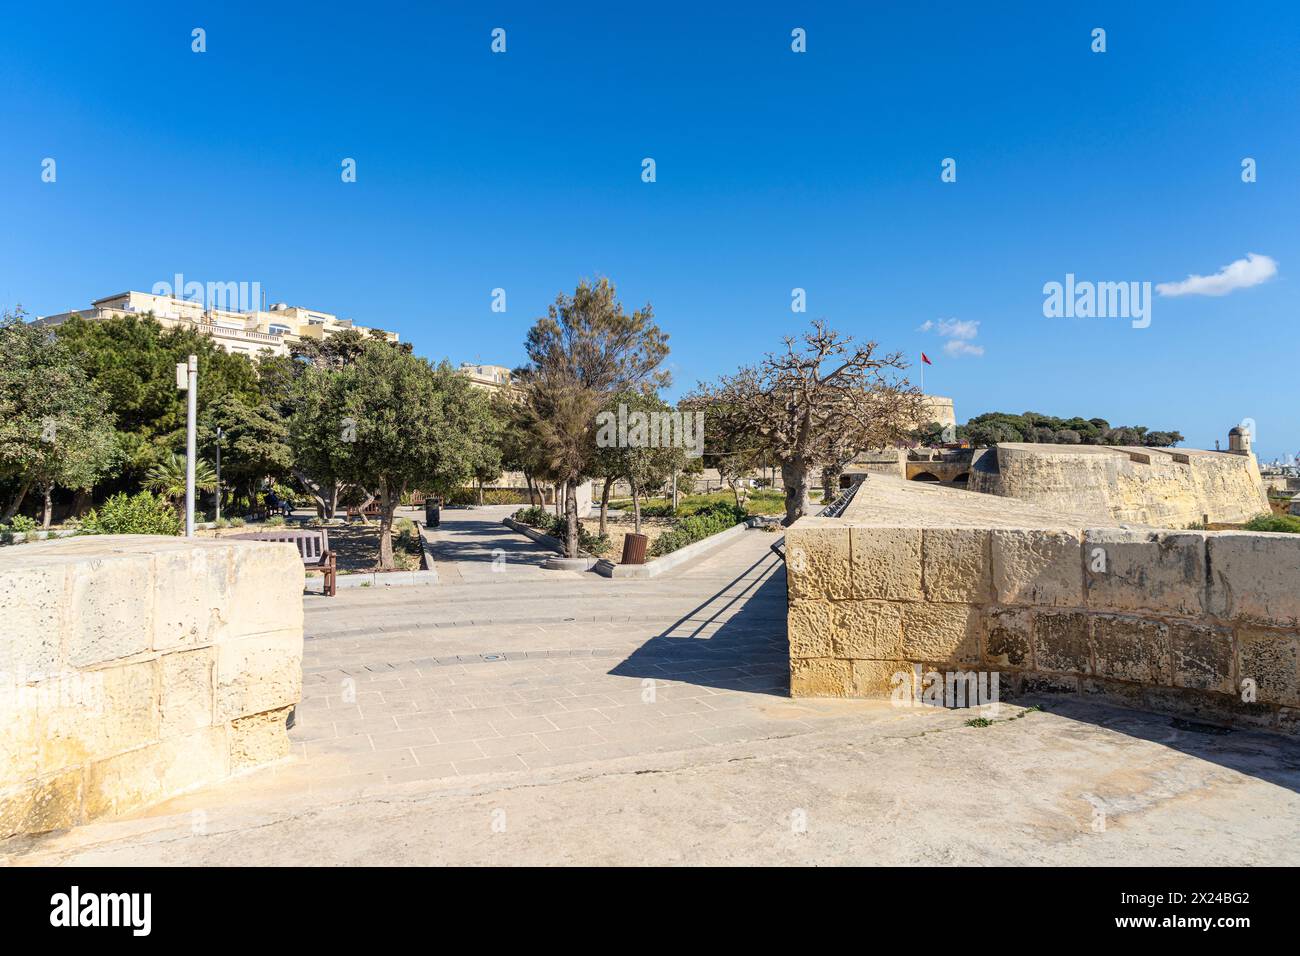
[145,452,217,512]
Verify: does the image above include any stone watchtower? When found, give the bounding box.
[1228,423,1252,456]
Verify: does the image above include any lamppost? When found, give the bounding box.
[214,426,223,523]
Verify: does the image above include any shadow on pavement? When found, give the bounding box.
[609,549,790,695]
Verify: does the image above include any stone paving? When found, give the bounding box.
[286,505,798,788]
[5,505,1300,865]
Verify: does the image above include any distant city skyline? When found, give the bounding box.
[2,2,1296,459]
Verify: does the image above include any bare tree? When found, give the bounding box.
[687,321,924,526]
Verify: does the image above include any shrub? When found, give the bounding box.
[650,506,745,557]
[1244,513,1300,534]
[264,515,287,528]
[229,516,246,527]
[512,506,554,528]
[511,506,608,554]
[482,488,527,505]
[448,487,528,506]
[8,515,37,533]
[213,517,231,529]
[81,492,182,536]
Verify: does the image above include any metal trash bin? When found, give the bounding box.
[621,532,649,565]
[424,499,441,528]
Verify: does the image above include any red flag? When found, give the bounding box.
[921,352,932,365]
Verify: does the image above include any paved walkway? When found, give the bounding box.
[6,506,1300,865]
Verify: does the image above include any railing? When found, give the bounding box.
[193,322,283,344]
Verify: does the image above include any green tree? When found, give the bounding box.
[54,312,262,483]
[199,392,293,512]
[592,391,684,533]
[291,341,495,569]
[0,310,117,526]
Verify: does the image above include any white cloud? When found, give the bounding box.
[1155,252,1278,297]
[919,317,983,357]
[944,339,984,357]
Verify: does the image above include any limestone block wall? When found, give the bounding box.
[0,535,305,837]
[786,478,1299,733]
[969,443,1270,527]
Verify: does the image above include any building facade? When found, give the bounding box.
[38,291,398,358]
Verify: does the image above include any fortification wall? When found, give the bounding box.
[785,476,1298,733]
[0,535,305,837]
[969,443,1270,527]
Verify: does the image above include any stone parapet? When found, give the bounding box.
[0,535,304,837]
[786,477,1298,733]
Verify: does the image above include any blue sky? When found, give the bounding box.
[2,2,1296,460]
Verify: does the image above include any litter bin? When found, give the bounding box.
[424,499,441,528]
[621,532,649,565]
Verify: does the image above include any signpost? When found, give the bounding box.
[176,355,198,536]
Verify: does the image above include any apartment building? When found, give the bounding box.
[458,362,515,394]
[38,290,398,357]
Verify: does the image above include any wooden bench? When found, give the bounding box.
[232,529,337,597]
[345,502,382,521]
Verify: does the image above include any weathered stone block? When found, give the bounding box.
[991,528,1083,608]
[215,628,303,721]
[67,554,153,666]
[229,706,293,772]
[1207,533,1300,627]
[160,648,215,737]
[850,527,922,600]
[787,600,834,658]
[0,769,83,838]
[785,526,852,601]
[833,601,904,659]
[84,726,227,820]
[30,660,158,773]
[0,701,39,782]
[1020,673,1081,695]
[1170,623,1233,694]
[1236,628,1298,706]
[985,608,1033,668]
[1083,529,1206,617]
[1033,611,1092,674]
[1081,677,1145,707]
[900,603,980,662]
[790,657,854,697]
[922,528,992,603]
[1091,615,1172,685]
[0,560,68,673]
[153,546,233,651]
[1141,686,1276,732]
[850,659,912,698]
[225,542,305,636]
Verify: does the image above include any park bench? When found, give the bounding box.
[232,529,336,597]
[345,502,382,520]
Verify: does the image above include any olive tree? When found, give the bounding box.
[291,341,496,569]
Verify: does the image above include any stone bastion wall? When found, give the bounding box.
[1,535,305,837]
[969,443,1271,527]
[786,476,1299,734]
